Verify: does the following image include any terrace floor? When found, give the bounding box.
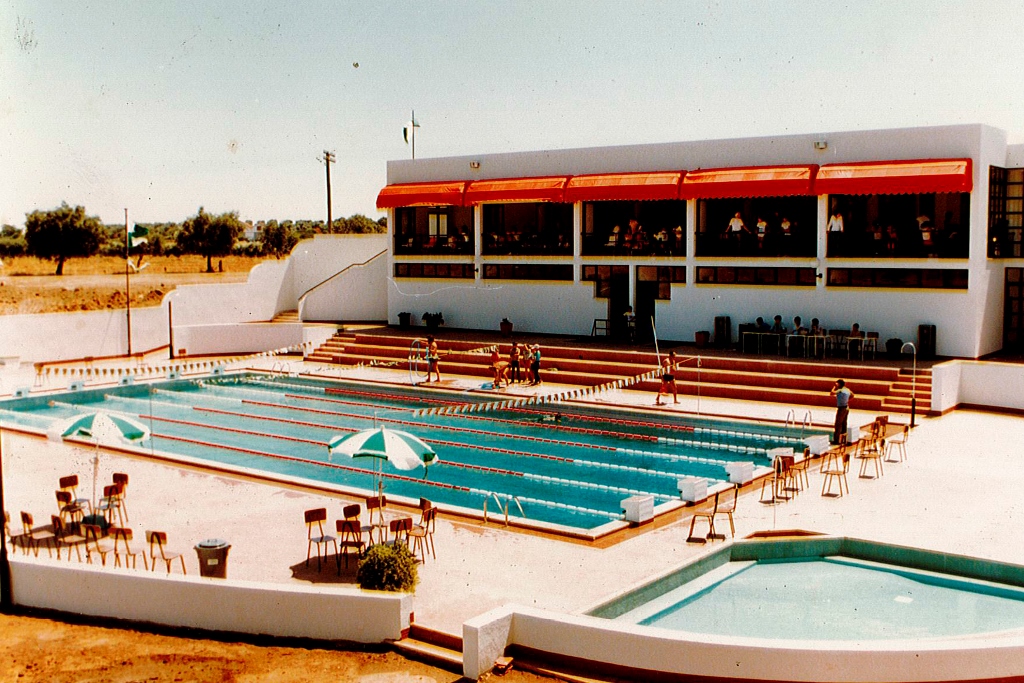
[2,343,1022,640]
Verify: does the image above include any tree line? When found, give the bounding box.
[0,204,387,274]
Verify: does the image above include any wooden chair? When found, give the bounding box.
[304,508,337,571]
[711,484,738,540]
[687,489,722,543]
[389,516,412,547]
[94,484,124,527]
[335,519,365,571]
[409,506,437,562]
[821,451,851,497]
[365,496,389,544]
[760,455,794,504]
[55,489,86,529]
[112,473,130,522]
[81,523,115,566]
[789,448,811,491]
[110,527,147,570]
[58,475,91,514]
[856,421,885,479]
[885,424,910,462]
[50,515,85,562]
[146,530,186,574]
[862,332,879,359]
[20,511,57,558]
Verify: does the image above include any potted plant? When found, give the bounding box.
[500,317,513,337]
[422,312,444,331]
[398,312,412,329]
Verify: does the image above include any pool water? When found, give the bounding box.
[621,557,1024,640]
[1,374,823,532]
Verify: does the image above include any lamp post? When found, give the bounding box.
[0,427,12,610]
[901,342,917,427]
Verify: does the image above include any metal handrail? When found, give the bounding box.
[295,249,387,312]
[482,491,505,525]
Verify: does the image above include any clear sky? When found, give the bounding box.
[3,1,1023,228]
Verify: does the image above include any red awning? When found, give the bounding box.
[464,176,570,204]
[815,158,973,195]
[376,181,468,209]
[564,171,684,202]
[681,165,817,199]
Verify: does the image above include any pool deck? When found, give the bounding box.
[2,350,1023,638]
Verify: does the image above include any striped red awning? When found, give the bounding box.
[815,158,973,196]
[464,176,570,204]
[681,165,817,199]
[564,171,684,202]
[376,181,468,209]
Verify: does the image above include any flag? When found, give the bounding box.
[130,225,148,248]
[403,116,420,144]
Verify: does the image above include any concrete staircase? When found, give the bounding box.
[306,331,933,414]
[391,624,462,673]
[270,309,300,323]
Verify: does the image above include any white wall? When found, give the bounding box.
[0,307,169,363]
[299,250,388,322]
[167,262,289,327]
[932,360,1024,413]
[464,604,1024,682]
[11,556,412,643]
[173,322,305,357]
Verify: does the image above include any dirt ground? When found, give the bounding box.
[0,254,553,682]
[0,611,548,683]
[0,255,270,314]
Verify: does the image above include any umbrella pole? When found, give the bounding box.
[92,441,100,511]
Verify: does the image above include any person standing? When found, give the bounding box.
[529,344,542,386]
[831,379,853,445]
[426,335,441,383]
[508,342,522,384]
[656,351,679,405]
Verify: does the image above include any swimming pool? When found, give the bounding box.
[0,373,824,533]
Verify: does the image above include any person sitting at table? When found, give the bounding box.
[770,315,786,334]
[809,318,823,336]
[792,316,806,334]
[755,317,771,332]
[848,322,864,357]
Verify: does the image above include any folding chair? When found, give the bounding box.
[760,456,794,504]
[146,530,186,574]
[111,526,148,570]
[856,421,885,479]
[50,515,85,562]
[409,506,437,562]
[821,451,851,497]
[304,508,337,571]
[55,490,86,529]
[687,491,721,543]
[20,511,57,558]
[790,447,811,491]
[335,519,365,571]
[112,473,130,522]
[885,424,910,462]
[711,484,737,540]
[58,475,92,515]
[365,496,389,544]
[95,484,124,527]
[81,523,115,566]
[389,517,412,547]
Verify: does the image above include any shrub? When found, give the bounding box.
[357,543,418,592]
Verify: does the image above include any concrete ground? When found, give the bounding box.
[2,351,1021,637]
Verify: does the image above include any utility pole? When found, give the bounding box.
[324,150,336,231]
[124,208,132,356]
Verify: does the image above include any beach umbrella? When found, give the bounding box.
[49,411,151,507]
[328,426,438,503]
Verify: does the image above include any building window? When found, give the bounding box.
[989,166,1024,258]
[827,268,968,289]
[482,203,573,256]
[394,206,474,255]
[637,266,685,299]
[696,266,816,286]
[826,193,969,259]
[481,264,573,281]
[394,263,475,279]
[582,200,686,256]
[582,265,629,297]
[696,197,817,257]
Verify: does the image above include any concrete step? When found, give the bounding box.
[271,309,300,323]
[391,624,462,673]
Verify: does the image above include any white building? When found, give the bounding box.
[378,124,1024,359]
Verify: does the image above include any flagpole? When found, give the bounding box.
[125,208,132,356]
[411,109,416,159]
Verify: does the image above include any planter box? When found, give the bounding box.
[677,477,708,503]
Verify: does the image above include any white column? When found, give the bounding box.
[573,202,582,282]
[474,204,483,282]
[686,199,697,285]
[816,195,828,289]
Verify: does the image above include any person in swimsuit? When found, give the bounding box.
[508,342,522,384]
[426,335,441,382]
[656,351,679,405]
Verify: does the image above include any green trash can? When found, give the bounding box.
[194,538,231,579]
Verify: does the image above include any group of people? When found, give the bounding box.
[717,212,800,254]
[490,342,542,388]
[604,219,685,256]
[827,209,966,258]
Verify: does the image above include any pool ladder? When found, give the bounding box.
[483,492,526,526]
[785,409,814,438]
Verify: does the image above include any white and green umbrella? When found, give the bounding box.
[49,411,151,507]
[328,426,438,502]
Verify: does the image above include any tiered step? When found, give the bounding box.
[307,332,930,413]
[391,624,462,672]
[270,309,300,323]
[305,331,357,364]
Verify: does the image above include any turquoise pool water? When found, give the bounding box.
[621,557,1024,640]
[0,374,822,531]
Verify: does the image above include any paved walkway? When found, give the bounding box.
[3,354,1022,636]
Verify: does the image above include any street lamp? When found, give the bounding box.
[900,342,917,428]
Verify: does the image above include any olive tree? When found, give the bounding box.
[177,207,244,273]
[24,203,103,275]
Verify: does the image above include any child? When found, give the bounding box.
[508,342,522,384]
[656,351,679,405]
[426,336,441,382]
[490,348,509,388]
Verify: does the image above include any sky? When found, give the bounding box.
[2,0,1024,228]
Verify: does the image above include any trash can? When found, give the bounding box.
[194,538,231,579]
[714,316,732,348]
[918,324,937,360]
[398,312,412,329]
